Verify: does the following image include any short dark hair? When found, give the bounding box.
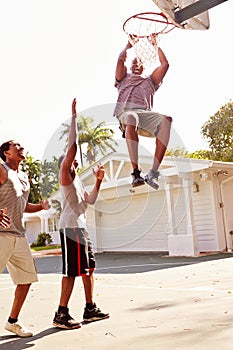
[58,154,65,169]
[0,140,14,162]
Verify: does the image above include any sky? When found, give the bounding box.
[0,0,232,162]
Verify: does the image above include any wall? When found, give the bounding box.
[24,219,41,244]
[192,181,219,252]
[86,178,221,253]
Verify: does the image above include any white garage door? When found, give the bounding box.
[95,190,169,252]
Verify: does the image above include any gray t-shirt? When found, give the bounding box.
[114,73,160,117]
[0,163,30,236]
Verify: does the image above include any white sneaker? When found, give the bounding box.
[145,169,160,190]
[5,321,33,337]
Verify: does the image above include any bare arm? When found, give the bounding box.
[84,164,105,205]
[151,47,169,85]
[0,164,6,186]
[25,199,51,213]
[60,98,78,185]
[115,41,132,84]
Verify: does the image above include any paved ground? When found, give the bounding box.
[1,252,233,350]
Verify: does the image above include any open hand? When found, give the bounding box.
[40,200,51,211]
[92,164,105,180]
[0,208,11,228]
[72,98,77,117]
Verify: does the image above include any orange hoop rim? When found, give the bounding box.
[123,11,175,36]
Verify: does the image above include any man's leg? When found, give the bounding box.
[152,117,172,171]
[9,284,31,319]
[125,115,145,187]
[145,116,172,190]
[59,276,75,307]
[53,276,81,329]
[82,270,109,323]
[125,115,139,170]
[5,284,34,337]
[82,270,94,304]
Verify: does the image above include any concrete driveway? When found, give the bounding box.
[1,252,233,350]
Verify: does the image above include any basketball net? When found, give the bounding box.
[123,12,174,68]
[128,33,159,68]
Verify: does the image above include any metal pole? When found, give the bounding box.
[175,0,228,24]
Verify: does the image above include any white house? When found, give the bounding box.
[23,208,60,245]
[24,151,233,257]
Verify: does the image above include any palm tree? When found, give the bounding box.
[60,115,118,167]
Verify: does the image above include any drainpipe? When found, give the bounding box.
[220,175,233,252]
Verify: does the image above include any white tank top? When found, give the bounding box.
[59,175,87,229]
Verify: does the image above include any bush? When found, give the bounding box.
[31,232,53,247]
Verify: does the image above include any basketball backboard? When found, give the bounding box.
[152,0,228,30]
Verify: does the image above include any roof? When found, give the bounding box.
[49,151,233,198]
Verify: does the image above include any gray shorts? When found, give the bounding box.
[117,109,170,138]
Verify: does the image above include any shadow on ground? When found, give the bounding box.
[0,328,62,350]
[3,252,233,275]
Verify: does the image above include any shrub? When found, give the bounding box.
[31,232,53,247]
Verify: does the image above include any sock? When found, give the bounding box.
[58,305,68,314]
[86,303,95,310]
[8,317,18,324]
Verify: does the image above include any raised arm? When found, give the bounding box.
[115,41,132,84]
[151,47,169,85]
[68,98,78,151]
[59,98,78,184]
[84,164,105,205]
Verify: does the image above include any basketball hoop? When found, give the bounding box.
[123,12,175,67]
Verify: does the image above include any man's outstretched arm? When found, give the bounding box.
[115,41,132,84]
[151,47,169,85]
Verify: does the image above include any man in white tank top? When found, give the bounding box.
[114,41,172,190]
[0,140,50,337]
[53,98,109,330]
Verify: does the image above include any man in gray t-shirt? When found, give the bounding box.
[0,140,50,337]
[114,41,172,190]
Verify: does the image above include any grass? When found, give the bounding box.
[30,245,61,251]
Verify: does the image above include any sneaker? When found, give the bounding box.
[53,310,81,330]
[131,169,145,187]
[145,169,160,190]
[4,321,33,337]
[83,304,110,323]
